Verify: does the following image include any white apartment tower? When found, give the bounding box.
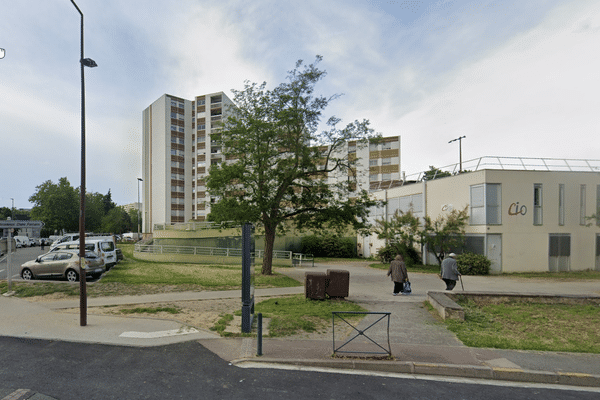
[142,92,400,233]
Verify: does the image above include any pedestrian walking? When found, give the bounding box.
[387,254,408,296]
[440,253,460,290]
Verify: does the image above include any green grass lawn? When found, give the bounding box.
[503,270,600,280]
[443,299,600,353]
[211,294,367,337]
[2,243,301,298]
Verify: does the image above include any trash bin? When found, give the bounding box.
[305,272,327,300]
[326,269,349,298]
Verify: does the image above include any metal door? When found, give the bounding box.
[486,234,502,274]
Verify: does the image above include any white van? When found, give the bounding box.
[50,234,81,249]
[50,238,116,270]
[14,236,30,248]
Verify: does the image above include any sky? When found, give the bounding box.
[1,0,599,210]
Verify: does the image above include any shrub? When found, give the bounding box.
[456,252,491,275]
[376,242,421,268]
[300,235,356,258]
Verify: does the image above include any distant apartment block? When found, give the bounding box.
[142,92,401,233]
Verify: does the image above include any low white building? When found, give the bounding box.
[362,157,600,273]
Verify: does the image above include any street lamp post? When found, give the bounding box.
[448,136,466,173]
[71,0,97,327]
[10,198,14,220]
[137,178,143,239]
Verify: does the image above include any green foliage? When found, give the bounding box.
[256,294,365,337]
[444,299,600,353]
[207,56,381,275]
[456,252,491,275]
[301,234,356,258]
[210,313,234,333]
[375,210,422,249]
[422,206,469,266]
[29,178,121,236]
[376,242,421,268]
[423,166,452,180]
[29,177,79,236]
[101,207,132,234]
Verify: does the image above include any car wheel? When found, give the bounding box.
[21,268,33,280]
[66,269,79,282]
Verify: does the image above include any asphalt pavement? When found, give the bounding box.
[1,259,600,395]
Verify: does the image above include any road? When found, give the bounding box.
[0,337,597,400]
[0,246,46,280]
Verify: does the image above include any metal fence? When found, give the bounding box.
[402,156,600,185]
[332,311,392,356]
[135,243,297,261]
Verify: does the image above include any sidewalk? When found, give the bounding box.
[2,262,600,388]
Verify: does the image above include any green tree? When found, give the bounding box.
[103,189,116,215]
[207,57,379,275]
[128,208,141,233]
[101,207,131,234]
[423,166,451,180]
[0,207,10,220]
[375,209,422,249]
[29,177,79,236]
[422,206,469,265]
[85,192,106,232]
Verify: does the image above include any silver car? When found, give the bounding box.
[20,250,105,282]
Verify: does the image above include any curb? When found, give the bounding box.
[231,358,600,388]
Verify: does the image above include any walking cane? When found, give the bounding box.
[459,274,464,291]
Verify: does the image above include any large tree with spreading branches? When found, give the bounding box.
[207,57,380,274]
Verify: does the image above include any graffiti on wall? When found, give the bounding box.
[508,202,527,216]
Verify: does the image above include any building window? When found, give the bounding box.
[382,173,391,181]
[369,159,378,166]
[470,184,501,225]
[534,184,543,225]
[369,174,378,181]
[558,184,565,226]
[381,158,391,165]
[348,145,356,154]
[369,143,379,151]
[580,184,587,225]
[382,142,392,150]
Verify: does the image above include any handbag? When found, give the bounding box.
[403,280,412,294]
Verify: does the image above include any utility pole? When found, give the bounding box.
[448,136,466,173]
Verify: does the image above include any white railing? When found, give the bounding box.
[135,244,294,260]
[404,156,600,183]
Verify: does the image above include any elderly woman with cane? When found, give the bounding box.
[387,254,409,296]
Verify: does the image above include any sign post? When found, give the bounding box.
[241,223,255,333]
[1,219,44,296]
[6,222,12,294]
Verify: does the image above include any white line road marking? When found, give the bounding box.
[119,327,200,338]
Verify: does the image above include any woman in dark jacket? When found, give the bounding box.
[387,254,408,295]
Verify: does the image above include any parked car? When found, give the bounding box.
[116,247,123,262]
[49,237,117,270]
[20,250,105,282]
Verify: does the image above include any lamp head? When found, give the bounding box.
[81,58,97,68]
[0,49,5,59]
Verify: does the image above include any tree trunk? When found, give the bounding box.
[262,224,276,275]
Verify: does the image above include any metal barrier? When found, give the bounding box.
[332,311,392,356]
[292,253,314,267]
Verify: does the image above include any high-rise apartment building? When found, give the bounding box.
[142,92,401,233]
